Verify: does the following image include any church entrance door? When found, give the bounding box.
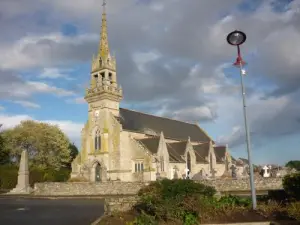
[95,163,101,182]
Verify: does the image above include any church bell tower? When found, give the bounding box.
[85,0,123,116]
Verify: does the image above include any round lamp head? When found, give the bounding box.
[227,30,246,46]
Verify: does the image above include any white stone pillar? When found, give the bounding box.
[8,150,32,194]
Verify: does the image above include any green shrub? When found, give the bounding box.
[283,172,300,200]
[135,179,216,223]
[216,195,252,209]
[0,164,71,189]
[133,212,158,225]
[138,179,216,201]
[183,212,198,225]
[0,164,18,189]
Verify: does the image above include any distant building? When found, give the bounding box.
[70,2,232,182]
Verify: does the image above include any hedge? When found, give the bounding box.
[0,164,71,190]
[283,172,300,200]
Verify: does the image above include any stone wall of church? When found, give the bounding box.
[214,164,227,177]
[119,131,156,182]
[33,178,283,196]
[169,163,226,179]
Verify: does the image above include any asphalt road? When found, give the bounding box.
[0,197,105,225]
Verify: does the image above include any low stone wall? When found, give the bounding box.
[102,178,283,214]
[33,178,282,196]
[33,181,148,196]
[104,195,139,214]
[198,177,283,192]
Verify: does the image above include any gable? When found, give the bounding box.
[138,137,160,154]
[118,108,211,142]
[214,146,226,163]
[166,141,186,163]
[193,143,210,163]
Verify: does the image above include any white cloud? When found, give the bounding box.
[150,2,164,12]
[66,97,86,104]
[0,114,33,130]
[216,91,300,148]
[13,100,41,109]
[0,33,97,70]
[26,81,75,97]
[39,68,74,80]
[0,113,83,147]
[0,106,4,111]
[132,51,161,73]
[3,81,75,98]
[43,119,83,145]
[172,105,217,123]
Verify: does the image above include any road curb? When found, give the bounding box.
[91,215,104,225]
[0,195,105,200]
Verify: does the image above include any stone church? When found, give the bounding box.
[71,2,232,182]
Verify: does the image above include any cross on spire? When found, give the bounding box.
[98,0,110,58]
[102,0,107,12]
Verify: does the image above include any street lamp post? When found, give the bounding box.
[226,30,257,209]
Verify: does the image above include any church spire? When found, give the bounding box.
[98,0,110,59]
[91,0,116,73]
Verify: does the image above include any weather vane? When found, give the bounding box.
[102,0,106,7]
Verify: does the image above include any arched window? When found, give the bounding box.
[99,58,103,67]
[187,152,191,172]
[95,130,101,151]
[210,153,213,171]
[160,156,164,172]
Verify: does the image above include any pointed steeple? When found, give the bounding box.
[98,0,110,59]
[91,0,116,73]
[158,131,165,148]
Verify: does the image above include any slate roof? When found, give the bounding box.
[239,157,249,165]
[118,108,211,142]
[193,143,209,163]
[214,146,226,164]
[138,137,160,154]
[166,142,186,163]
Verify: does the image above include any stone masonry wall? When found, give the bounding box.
[33,178,282,196]
[104,195,139,213]
[33,182,149,196]
[199,177,283,192]
[33,178,283,214]
[103,178,283,214]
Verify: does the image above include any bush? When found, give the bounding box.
[216,195,252,209]
[283,172,300,200]
[257,200,284,217]
[0,164,71,190]
[29,167,71,184]
[134,179,216,224]
[287,202,300,221]
[0,164,18,189]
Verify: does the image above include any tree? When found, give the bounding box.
[0,132,10,165]
[65,143,79,169]
[0,124,10,165]
[286,161,300,171]
[2,120,71,170]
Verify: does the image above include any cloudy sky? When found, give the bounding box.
[0,0,299,165]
